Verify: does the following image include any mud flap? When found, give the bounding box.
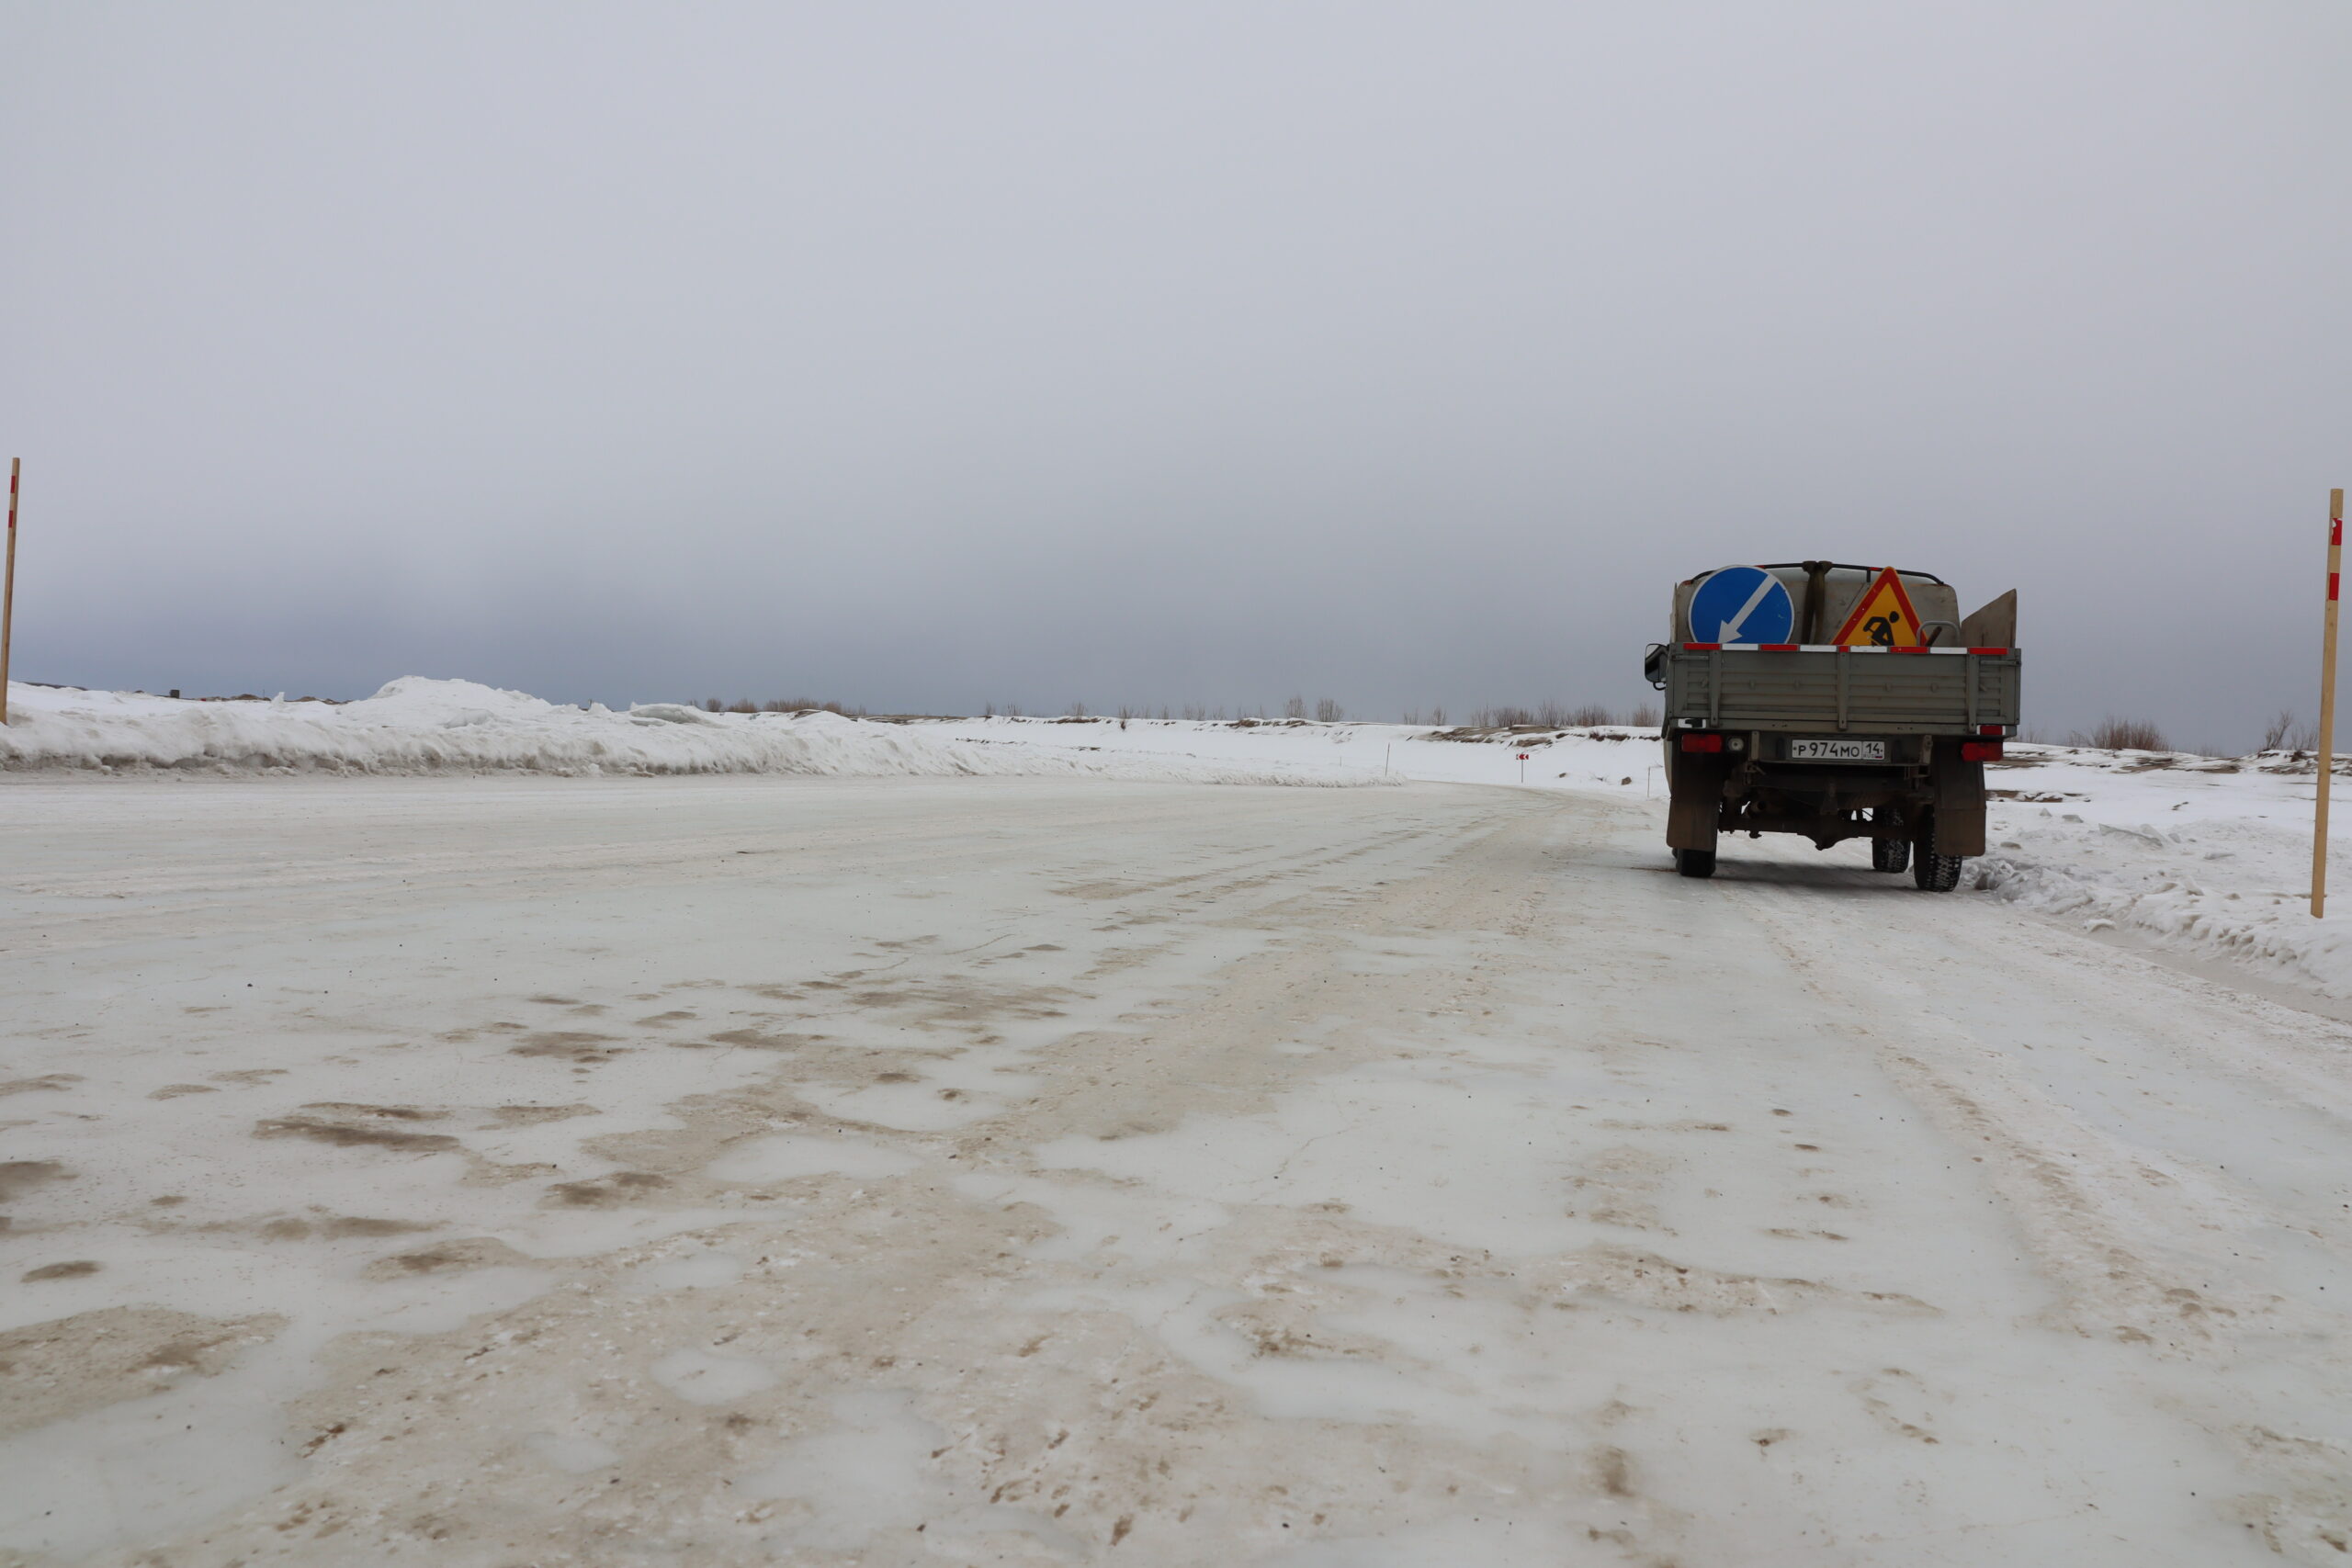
[1666,749,1731,852]
[1930,754,1986,857]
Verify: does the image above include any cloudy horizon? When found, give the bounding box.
[3,2,2346,750]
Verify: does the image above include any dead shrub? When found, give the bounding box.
[2076,716,2167,752]
[2261,711,2317,752]
[758,698,862,716]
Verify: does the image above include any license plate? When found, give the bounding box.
[1789,738,1886,761]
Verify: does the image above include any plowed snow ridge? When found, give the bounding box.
[0,679,1385,787]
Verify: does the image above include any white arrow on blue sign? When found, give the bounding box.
[1688,566,1795,645]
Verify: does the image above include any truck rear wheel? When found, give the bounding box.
[1871,836,1911,874]
[1674,848,1717,879]
[1911,844,1964,891]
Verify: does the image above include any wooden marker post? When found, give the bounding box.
[2316,487,2346,919]
[0,459,17,726]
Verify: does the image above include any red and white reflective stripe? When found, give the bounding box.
[1682,642,2013,655]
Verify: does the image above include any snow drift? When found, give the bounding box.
[0,679,1389,787]
[1964,746,2352,996]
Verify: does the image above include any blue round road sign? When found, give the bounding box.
[1687,566,1795,645]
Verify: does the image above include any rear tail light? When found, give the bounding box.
[1679,733,1724,753]
[1960,740,2003,761]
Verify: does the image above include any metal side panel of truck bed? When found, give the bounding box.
[1647,644,2021,733]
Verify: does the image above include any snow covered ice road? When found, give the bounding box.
[3,774,2348,1565]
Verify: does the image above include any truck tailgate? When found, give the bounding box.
[1650,645,2021,733]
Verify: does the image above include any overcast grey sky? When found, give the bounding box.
[2,2,2346,745]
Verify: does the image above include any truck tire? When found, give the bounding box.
[1911,840,1964,891]
[1871,836,1911,874]
[1674,848,1717,879]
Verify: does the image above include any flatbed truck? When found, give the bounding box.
[1642,561,2020,889]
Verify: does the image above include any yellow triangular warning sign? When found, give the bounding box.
[1830,567,1926,648]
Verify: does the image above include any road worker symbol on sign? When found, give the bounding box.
[1830,566,1927,648]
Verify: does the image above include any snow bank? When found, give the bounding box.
[0,679,1386,787]
[1968,746,2352,995]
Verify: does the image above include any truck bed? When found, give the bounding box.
[1645,643,2021,734]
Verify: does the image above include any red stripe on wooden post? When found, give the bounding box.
[2317,487,2346,919]
[0,459,16,725]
